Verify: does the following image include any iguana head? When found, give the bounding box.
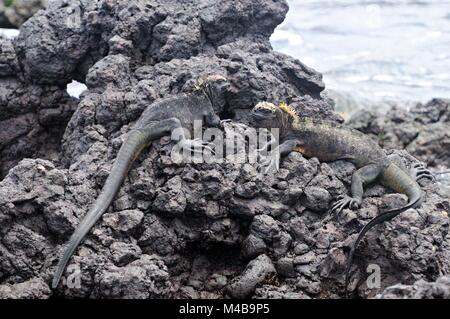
[251,101,298,132]
[196,74,230,111]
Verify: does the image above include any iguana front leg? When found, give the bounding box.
[331,164,383,214]
[167,118,214,155]
[177,137,214,155]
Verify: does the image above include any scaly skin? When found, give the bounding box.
[52,75,230,289]
[251,102,433,297]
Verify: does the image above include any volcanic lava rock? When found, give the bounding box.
[1,1,46,28]
[377,275,450,299]
[0,0,449,300]
[0,1,47,28]
[227,254,276,298]
[0,37,78,179]
[348,98,450,169]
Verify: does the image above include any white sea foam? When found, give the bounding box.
[0,28,19,38]
[67,81,87,98]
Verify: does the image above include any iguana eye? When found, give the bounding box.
[213,79,229,90]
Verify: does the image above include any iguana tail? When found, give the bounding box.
[52,130,150,289]
[344,163,422,297]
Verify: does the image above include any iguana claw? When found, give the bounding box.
[331,195,360,214]
[179,138,215,155]
[410,162,435,182]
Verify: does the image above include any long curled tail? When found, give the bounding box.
[52,130,150,289]
[344,163,422,298]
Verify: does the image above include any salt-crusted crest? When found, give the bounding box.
[255,101,278,111]
[278,102,299,121]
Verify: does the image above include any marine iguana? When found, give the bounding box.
[52,74,230,289]
[250,101,434,297]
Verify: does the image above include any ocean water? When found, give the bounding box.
[0,28,18,38]
[271,0,450,114]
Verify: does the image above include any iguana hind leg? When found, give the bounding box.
[386,153,434,182]
[331,164,383,214]
[345,162,423,297]
[410,162,435,182]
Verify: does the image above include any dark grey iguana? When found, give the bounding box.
[250,101,434,297]
[52,74,230,289]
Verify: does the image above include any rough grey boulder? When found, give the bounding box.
[227,254,276,298]
[15,0,288,85]
[0,277,51,299]
[0,37,78,179]
[348,98,450,169]
[0,1,47,28]
[377,275,450,299]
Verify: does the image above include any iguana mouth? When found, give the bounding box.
[251,111,269,120]
[251,109,275,121]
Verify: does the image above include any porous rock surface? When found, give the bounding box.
[377,275,450,299]
[0,35,78,179]
[0,0,47,28]
[348,98,450,169]
[0,0,449,299]
[348,99,450,199]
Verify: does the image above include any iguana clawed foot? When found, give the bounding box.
[179,138,215,155]
[331,195,361,214]
[410,162,435,182]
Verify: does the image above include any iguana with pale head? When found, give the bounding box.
[250,101,434,297]
[52,74,230,289]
